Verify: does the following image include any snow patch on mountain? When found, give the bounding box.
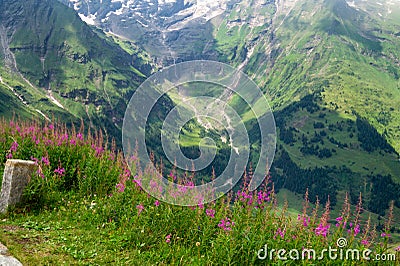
[79,13,96,25]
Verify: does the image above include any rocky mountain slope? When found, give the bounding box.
[58,0,231,64]
[0,0,150,137]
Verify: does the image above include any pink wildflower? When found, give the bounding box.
[354,224,360,236]
[136,204,144,216]
[10,141,18,152]
[274,228,286,239]
[116,183,125,193]
[218,217,234,231]
[361,239,369,246]
[206,209,215,218]
[54,167,65,176]
[315,223,330,237]
[76,133,83,141]
[41,156,50,166]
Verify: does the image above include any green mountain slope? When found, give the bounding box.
[236,0,400,152]
[207,0,400,211]
[0,0,148,137]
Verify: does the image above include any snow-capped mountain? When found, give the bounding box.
[59,0,234,64]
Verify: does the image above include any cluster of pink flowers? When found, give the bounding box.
[361,239,369,246]
[257,190,271,205]
[274,228,286,239]
[205,209,215,218]
[314,223,330,237]
[132,176,142,188]
[348,223,360,237]
[92,145,104,158]
[297,214,310,227]
[54,167,66,176]
[10,141,18,152]
[237,190,253,206]
[116,183,125,193]
[41,156,50,166]
[168,171,177,181]
[7,141,19,158]
[218,217,234,231]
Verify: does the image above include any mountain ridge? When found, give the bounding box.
[0,0,150,138]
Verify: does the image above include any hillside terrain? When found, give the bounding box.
[0,0,151,138]
[0,0,399,216]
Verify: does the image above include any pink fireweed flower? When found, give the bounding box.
[31,157,39,165]
[303,216,310,227]
[395,246,400,252]
[178,185,188,193]
[154,200,160,207]
[206,209,215,218]
[132,176,142,188]
[257,191,270,205]
[353,224,360,237]
[136,204,144,216]
[381,233,391,238]
[36,169,45,179]
[54,167,65,176]
[70,139,76,146]
[10,141,18,152]
[41,156,50,166]
[196,196,205,209]
[218,217,234,231]
[168,171,177,181]
[60,133,69,142]
[6,153,13,159]
[108,153,116,161]
[76,133,83,141]
[92,145,104,157]
[165,234,171,243]
[116,183,125,193]
[361,239,369,246]
[274,228,286,239]
[315,223,330,237]
[119,168,131,183]
[237,190,253,206]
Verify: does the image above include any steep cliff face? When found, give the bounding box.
[0,0,147,136]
